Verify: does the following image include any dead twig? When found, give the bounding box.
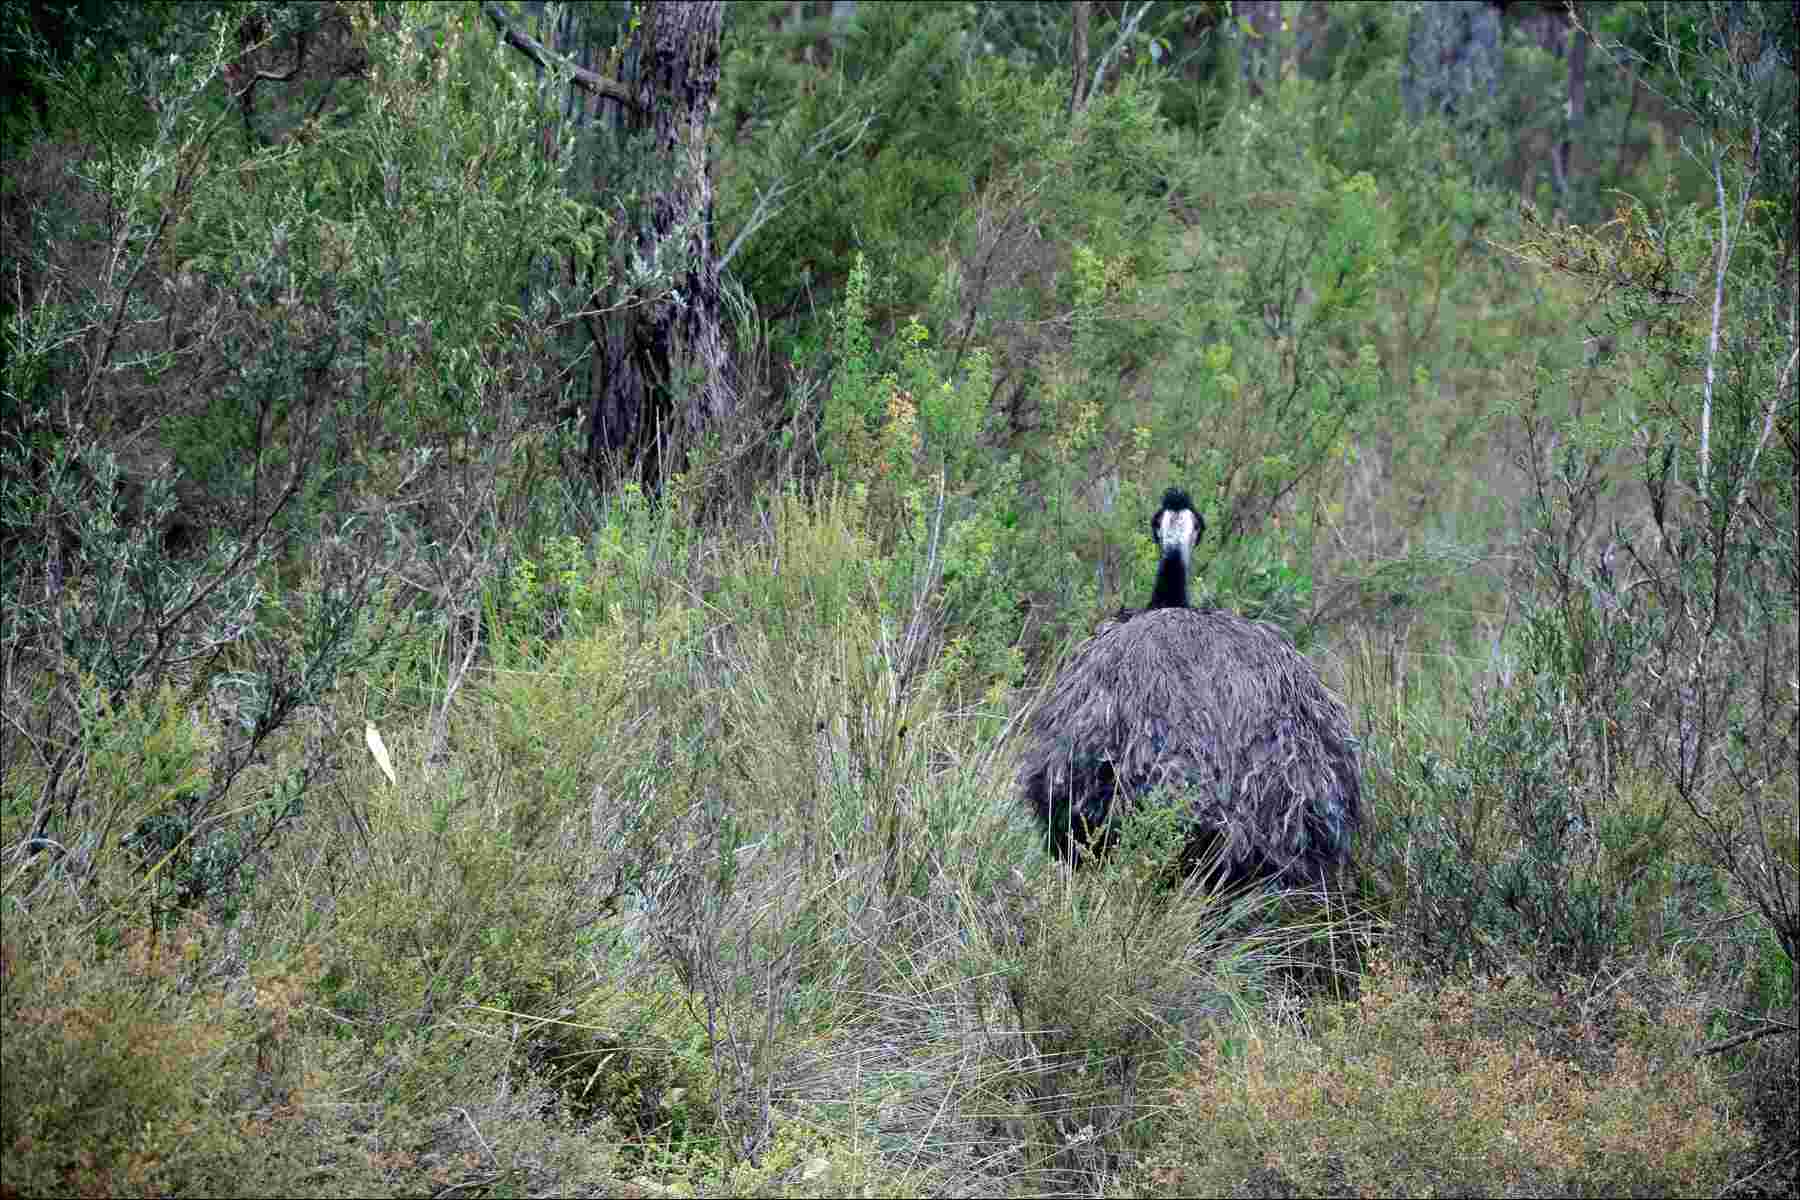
[1694,1018,1799,1056]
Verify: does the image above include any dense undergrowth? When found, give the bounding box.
[3,2,1794,1197]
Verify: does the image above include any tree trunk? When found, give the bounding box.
[1401,0,1502,123]
[588,0,734,482]
[1552,21,1588,222]
[813,0,838,69]
[1069,0,1090,116]
[1237,0,1282,99]
[486,0,735,485]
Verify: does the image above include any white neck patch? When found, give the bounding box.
[1157,508,1197,563]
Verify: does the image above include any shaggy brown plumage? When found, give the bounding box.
[1021,607,1360,888]
[1020,492,1359,890]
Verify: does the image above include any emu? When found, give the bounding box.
[1019,489,1360,891]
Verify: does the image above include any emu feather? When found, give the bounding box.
[1019,491,1359,890]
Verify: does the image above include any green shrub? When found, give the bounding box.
[821,254,1023,699]
[1365,660,1707,976]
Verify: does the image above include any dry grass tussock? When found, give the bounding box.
[1135,958,1755,1199]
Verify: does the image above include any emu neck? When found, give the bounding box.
[1148,548,1189,610]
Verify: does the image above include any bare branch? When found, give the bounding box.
[719,108,875,271]
[1700,145,1728,491]
[1702,113,1762,498]
[482,1,638,108]
[1573,6,1683,123]
[1089,0,1155,103]
[1695,1018,1800,1056]
[1735,343,1799,517]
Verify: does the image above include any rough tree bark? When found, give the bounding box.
[1552,19,1589,220]
[588,0,734,481]
[486,0,734,484]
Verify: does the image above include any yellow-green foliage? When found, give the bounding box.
[825,256,995,498]
[1130,959,1751,1199]
[84,683,214,813]
[313,611,703,1042]
[713,486,878,643]
[0,681,215,884]
[7,3,1794,1195]
[0,675,275,936]
[1,485,1777,1200]
[819,258,1022,697]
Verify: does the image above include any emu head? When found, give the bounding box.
[1151,488,1201,566]
[1147,489,1203,611]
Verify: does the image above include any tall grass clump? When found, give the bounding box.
[982,812,1360,1194]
